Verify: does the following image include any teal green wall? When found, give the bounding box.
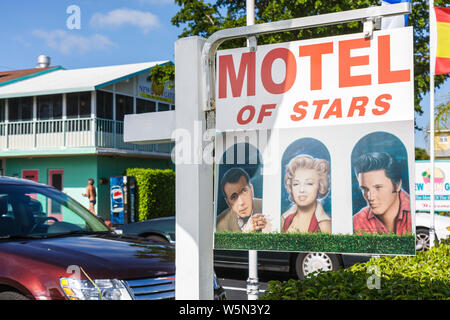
[5,156,97,187]
[5,156,98,214]
[5,155,172,221]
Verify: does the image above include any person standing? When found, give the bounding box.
[83,178,97,215]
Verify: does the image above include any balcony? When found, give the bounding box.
[0,117,172,157]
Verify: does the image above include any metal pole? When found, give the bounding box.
[246,0,259,301]
[247,0,255,26]
[429,0,436,248]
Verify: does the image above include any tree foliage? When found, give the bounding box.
[148,62,175,89]
[415,147,430,160]
[171,0,449,120]
[434,94,449,131]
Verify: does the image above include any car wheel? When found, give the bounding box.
[146,234,170,244]
[295,252,341,279]
[0,291,29,300]
[416,228,431,251]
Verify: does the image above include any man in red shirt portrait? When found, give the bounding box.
[352,152,411,235]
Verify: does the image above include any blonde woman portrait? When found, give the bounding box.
[281,154,331,233]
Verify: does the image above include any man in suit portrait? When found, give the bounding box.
[216,167,271,233]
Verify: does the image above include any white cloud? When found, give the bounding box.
[32,29,115,55]
[90,8,160,34]
[14,35,32,48]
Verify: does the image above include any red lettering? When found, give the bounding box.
[218,52,255,99]
[373,94,392,115]
[347,96,369,117]
[257,104,277,123]
[339,38,371,88]
[323,98,343,119]
[261,48,297,94]
[237,105,256,125]
[299,42,333,90]
[378,35,410,84]
[312,100,329,119]
[291,101,308,121]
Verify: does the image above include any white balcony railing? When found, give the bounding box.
[0,118,171,154]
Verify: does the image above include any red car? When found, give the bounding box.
[0,176,175,300]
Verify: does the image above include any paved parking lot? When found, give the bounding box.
[215,267,293,300]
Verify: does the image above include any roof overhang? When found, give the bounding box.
[0,61,171,99]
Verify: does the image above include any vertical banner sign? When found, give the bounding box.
[214,27,416,255]
[110,177,125,225]
[415,161,450,212]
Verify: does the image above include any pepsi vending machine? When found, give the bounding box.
[110,176,136,225]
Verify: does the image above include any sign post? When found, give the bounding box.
[246,0,260,301]
[174,36,215,300]
[428,0,436,248]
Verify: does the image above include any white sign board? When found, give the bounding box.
[216,27,413,131]
[214,27,416,255]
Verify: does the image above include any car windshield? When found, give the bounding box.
[0,184,109,239]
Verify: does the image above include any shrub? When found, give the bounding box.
[126,168,175,221]
[260,239,450,300]
[214,232,415,255]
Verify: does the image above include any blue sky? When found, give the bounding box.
[0,0,180,70]
[0,0,447,150]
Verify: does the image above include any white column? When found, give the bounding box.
[62,94,67,148]
[133,77,137,114]
[91,91,96,147]
[5,99,8,149]
[91,91,96,118]
[174,36,214,300]
[62,94,67,120]
[33,96,37,148]
[112,86,117,149]
[112,85,116,121]
[4,99,8,122]
[33,96,37,120]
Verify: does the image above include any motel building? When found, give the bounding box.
[435,129,450,160]
[0,56,174,220]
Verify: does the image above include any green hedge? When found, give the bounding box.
[260,239,450,300]
[214,232,416,255]
[126,168,175,221]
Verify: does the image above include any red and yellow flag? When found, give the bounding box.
[435,7,450,75]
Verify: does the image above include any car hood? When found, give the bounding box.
[0,234,175,280]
